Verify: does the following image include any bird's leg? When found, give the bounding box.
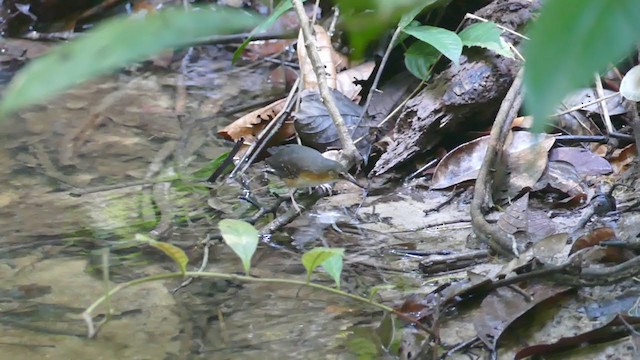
[289,188,304,212]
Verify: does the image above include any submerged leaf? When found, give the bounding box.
[137,234,188,274]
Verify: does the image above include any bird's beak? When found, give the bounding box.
[340,172,365,188]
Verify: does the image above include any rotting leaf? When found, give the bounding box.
[548,147,612,177]
[294,88,373,157]
[514,315,640,360]
[474,283,573,351]
[497,192,529,236]
[431,131,555,191]
[609,143,637,174]
[137,234,188,274]
[219,219,259,275]
[571,227,629,263]
[532,160,591,206]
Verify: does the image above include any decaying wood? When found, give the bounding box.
[373,0,540,175]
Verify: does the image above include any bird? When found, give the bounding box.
[265,144,363,212]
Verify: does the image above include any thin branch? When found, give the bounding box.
[290,0,361,166]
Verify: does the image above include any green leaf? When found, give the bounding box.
[0,7,261,117]
[403,25,462,64]
[404,41,440,80]
[301,247,344,284]
[320,250,344,288]
[398,0,437,29]
[219,219,259,275]
[137,234,188,274]
[524,0,640,131]
[459,22,514,58]
[232,0,296,64]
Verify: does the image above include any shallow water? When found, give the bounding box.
[0,45,416,360]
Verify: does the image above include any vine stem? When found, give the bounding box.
[83,271,432,337]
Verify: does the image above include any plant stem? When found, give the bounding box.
[83,270,432,337]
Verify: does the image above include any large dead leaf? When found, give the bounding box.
[609,143,637,174]
[548,147,612,176]
[474,283,573,351]
[514,315,640,360]
[336,61,375,101]
[431,131,555,191]
[294,88,373,156]
[297,25,336,90]
[217,98,295,144]
[532,160,591,206]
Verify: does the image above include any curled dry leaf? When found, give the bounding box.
[532,160,591,207]
[297,25,336,90]
[217,98,295,144]
[336,61,375,101]
[609,143,637,174]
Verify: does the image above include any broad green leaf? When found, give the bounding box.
[301,247,344,283]
[524,0,640,131]
[0,7,261,117]
[219,219,259,275]
[341,0,427,59]
[404,41,439,80]
[232,0,296,64]
[320,250,344,288]
[458,22,514,58]
[137,234,188,274]
[398,0,440,29]
[403,25,462,64]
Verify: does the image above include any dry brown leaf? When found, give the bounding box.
[610,143,637,174]
[297,25,336,90]
[336,61,375,101]
[217,98,295,144]
[431,131,555,192]
[548,147,612,176]
[532,160,591,206]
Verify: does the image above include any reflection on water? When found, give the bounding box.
[0,46,408,359]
